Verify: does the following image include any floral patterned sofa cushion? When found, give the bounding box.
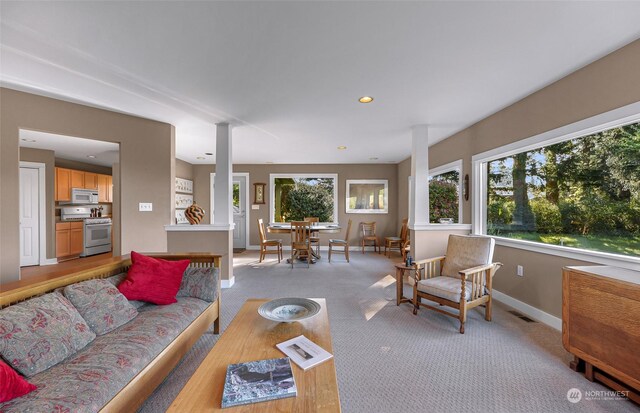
[64,279,138,335]
[0,292,96,377]
[0,297,210,413]
[177,267,220,302]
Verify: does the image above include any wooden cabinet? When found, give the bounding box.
[55,167,112,202]
[563,266,640,403]
[97,174,113,203]
[55,168,71,201]
[84,172,98,190]
[56,221,84,259]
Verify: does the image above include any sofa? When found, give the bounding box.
[0,253,220,413]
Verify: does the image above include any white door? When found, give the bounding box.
[233,176,247,249]
[19,167,40,266]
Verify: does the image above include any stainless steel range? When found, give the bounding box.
[61,207,112,257]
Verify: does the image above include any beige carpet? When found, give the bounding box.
[139,251,637,413]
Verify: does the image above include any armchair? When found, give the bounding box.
[412,235,502,334]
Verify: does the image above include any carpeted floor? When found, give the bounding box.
[139,251,637,413]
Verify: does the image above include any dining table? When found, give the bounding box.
[267,223,341,262]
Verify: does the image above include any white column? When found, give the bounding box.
[409,125,430,228]
[213,123,234,229]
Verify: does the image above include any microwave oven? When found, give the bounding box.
[60,188,99,205]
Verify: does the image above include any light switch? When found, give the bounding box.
[139,202,153,212]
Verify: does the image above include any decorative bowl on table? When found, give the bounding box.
[258,298,321,323]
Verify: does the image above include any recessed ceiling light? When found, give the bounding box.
[87,155,96,159]
[358,96,374,104]
[21,138,36,142]
[337,146,347,150]
[205,152,213,155]
[196,156,205,160]
[369,157,379,161]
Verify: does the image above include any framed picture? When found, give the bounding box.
[254,182,266,204]
[346,179,388,214]
[175,209,189,225]
[175,193,194,209]
[175,177,193,194]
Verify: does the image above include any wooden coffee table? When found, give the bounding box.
[168,298,341,412]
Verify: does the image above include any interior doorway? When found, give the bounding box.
[19,162,45,266]
[210,172,249,249]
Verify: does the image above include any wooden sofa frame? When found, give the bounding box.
[0,253,221,413]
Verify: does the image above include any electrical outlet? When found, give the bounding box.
[517,265,524,277]
[139,202,153,212]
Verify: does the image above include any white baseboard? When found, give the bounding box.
[221,277,235,289]
[492,290,562,331]
[41,258,59,266]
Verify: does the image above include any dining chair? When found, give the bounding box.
[360,222,380,254]
[401,227,411,262]
[257,218,282,263]
[384,218,408,258]
[304,217,321,257]
[290,221,312,268]
[328,219,352,262]
[412,235,502,334]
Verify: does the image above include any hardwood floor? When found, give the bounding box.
[18,252,114,282]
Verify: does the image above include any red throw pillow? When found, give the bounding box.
[117,252,190,305]
[0,359,37,403]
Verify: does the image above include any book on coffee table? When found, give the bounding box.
[221,357,297,408]
[276,335,334,370]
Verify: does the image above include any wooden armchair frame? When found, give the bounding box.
[258,218,282,263]
[412,256,502,334]
[291,221,312,268]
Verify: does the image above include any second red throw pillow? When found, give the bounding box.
[118,251,190,305]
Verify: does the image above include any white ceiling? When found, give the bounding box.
[2,1,639,165]
[20,129,119,167]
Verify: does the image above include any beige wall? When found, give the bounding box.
[423,39,640,318]
[1,88,175,285]
[192,163,400,247]
[167,230,233,282]
[19,148,56,259]
[55,158,112,175]
[176,159,194,181]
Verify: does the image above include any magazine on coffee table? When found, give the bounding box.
[221,357,297,408]
[276,335,333,370]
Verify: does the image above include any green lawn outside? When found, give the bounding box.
[488,231,640,258]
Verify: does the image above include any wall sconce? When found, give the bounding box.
[464,174,469,201]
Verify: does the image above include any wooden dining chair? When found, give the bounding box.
[328,219,352,263]
[257,218,282,263]
[304,217,321,257]
[384,218,408,258]
[360,222,380,254]
[290,221,312,268]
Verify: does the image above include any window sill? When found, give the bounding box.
[492,236,640,271]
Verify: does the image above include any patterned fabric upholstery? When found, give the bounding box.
[0,293,96,377]
[177,267,219,302]
[416,277,473,303]
[64,279,138,335]
[0,297,209,413]
[440,235,495,280]
[106,273,147,309]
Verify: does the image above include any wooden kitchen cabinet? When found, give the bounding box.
[84,172,98,190]
[55,167,71,201]
[71,169,84,189]
[56,221,83,259]
[97,174,113,203]
[563,266,640,403]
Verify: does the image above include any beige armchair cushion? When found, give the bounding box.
[416,277,473,303]
[441,235,495,279]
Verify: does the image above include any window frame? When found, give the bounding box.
[269,173,339,224]
[345,179,389,214]
[471,101,640,270]
[429,159,463,224]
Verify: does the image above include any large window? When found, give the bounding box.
[429,160,462,223]
[479,120,639,260]
[270,174,338,223]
